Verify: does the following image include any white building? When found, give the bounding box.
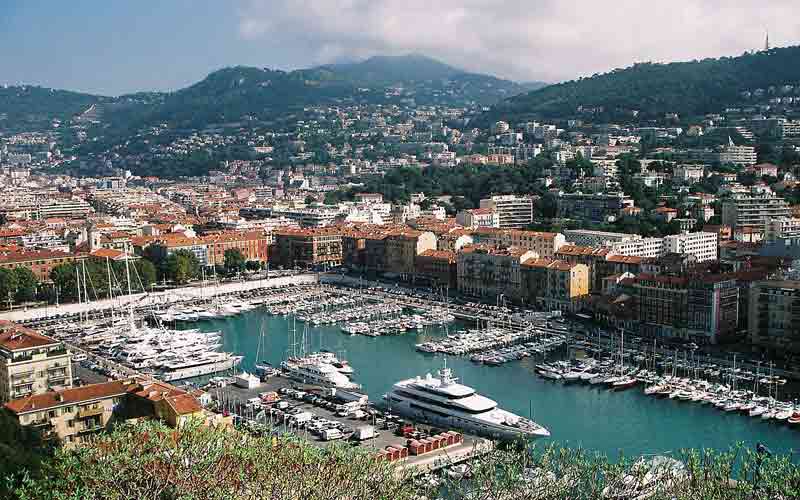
[764,217,800,241]
[456,208,500,228]
[479,195,534,229]
[663,231,718,262]
[673,165,705,184]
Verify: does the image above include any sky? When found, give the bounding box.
[1,0,799,96]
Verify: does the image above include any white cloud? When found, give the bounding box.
[237,0,800,83]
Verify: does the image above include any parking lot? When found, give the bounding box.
[213,375,491,471]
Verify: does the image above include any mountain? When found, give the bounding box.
[0,86,105,129]
[316,54,465,83]
[488,45,800,123]
[91,55,539,132]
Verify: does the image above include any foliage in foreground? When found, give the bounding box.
[12,420,414,500]
[9,419,800,499]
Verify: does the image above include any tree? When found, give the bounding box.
[164,250,200,285]
[0,268,19,307]
[13,268,38,303]
[245,260,261,272]
[135,260,157,290]
[223,249,246,274]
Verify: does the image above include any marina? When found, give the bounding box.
[33,282,800,460]
[190,298,800,460]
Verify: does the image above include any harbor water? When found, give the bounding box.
[196,309,800,459]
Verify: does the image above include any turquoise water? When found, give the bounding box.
[196,310,800,459]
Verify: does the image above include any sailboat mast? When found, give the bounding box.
[75,266,82,323]
[106,256,114,321]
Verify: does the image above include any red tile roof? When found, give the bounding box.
[165,393,203,415]
[0,321,59,351]
[4,380,136,414]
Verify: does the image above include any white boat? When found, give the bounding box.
[281,355,360,390]
[383,365,549,441]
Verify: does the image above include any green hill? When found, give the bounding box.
[0,86,105,129]
[488,45,800,123]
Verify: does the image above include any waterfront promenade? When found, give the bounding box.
[0,273,319,323]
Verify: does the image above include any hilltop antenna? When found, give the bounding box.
[765,29,770,51]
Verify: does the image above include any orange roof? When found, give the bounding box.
[201,231,267,244]
[460,244,530,258]
[5,380,136,414]
[165,393,203,415]
[418,249,456,263]
[0,321,59,351]
[0,248,76,264]
[606,255,644,264]
[521,258,577,271]
[556,245,610,257]
[89,248,127,260]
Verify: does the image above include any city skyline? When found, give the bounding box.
[1,0,798,96]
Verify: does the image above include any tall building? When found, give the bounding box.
[479,195,534,229]
[457,245,535,301]
[0,321,72,404]
[556,193,634,223]
[716,138,757,166]
[722,194,791,234]
[630,274,738,344]
[662,232,718,263]
[748,280,800,355]
[521,259,590,312]
[471,228,565,258]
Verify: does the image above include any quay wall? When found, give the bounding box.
[0,274,319,323]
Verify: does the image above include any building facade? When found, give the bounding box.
[748,281,800,355]
[456,245,534,301]
[478,195,534,229]
[0,321,72,404]
[722,194,791,234]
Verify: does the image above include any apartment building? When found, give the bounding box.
[748,280,800,355]
[0,248,85,281]
[455,208,499,228]
[521,259,590,312]
[0,321,72,404]
[662,232,718,262]
[672,165,705,184]
[201,231,271,267]
[147,236,209,267]
[471,228,566,258]
[415,249,457,289]
[764,217,800,241]
[271,228,343,269]
[36,198,93,220]
[555,245,611,292]
[382,229,437,277]
[456,245,535,301]
[630,274,738,344]
[611,238,665,259]
[556,192,635,223]
[563,229,639,248]
[478,195,534,229]
[716,141,757,166]
[722,194,791,234]
[4,378,208,447]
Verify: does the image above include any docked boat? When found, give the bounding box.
[281,353,360,390]
[155,352,243,382]
[383,365,549,441]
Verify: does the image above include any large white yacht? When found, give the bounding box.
[281,352,360,390]
[384,366,550,441]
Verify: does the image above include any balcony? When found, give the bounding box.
[48,373,68,384]
[11,369,34,380]
[77,406,104,419]
[47,348,68,358]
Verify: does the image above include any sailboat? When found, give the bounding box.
[254,318,277,379]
